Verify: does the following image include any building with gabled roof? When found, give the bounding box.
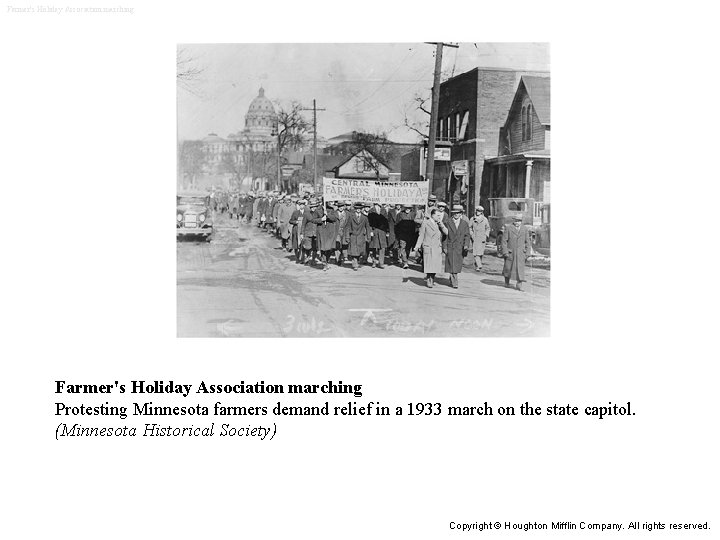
[485,75,551,216]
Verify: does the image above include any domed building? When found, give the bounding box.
[228,87,278,152]
[244,87,277,137]
[195,88,280,192]
[226,87,279,190]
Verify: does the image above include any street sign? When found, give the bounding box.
[298,182,315,194]
[452,160,468,175]
[423,147,451,161]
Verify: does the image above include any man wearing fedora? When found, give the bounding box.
[394,204,417,269]
[469,205,491,271]
[300,197,324,266]
[277,195,295,251]
[443,204,472,288]
[436,201,450,228]
[343,202,372,270]
[317,201,338,271]
[368,202,390,269]
[334,201,350,267]
[501,213,532,290]
[413,208,447,287]
[289,198,305,263]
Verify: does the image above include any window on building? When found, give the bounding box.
[455,113,461,139]
[438,118,444,139]
[521,106,527,141]
[458,111,469,140]
[526,105,533,141]
[446,116,451,140]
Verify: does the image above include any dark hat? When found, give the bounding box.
[513,213,523,221]
[336,201,346,207]
[354,202,364,209]
[309,197,320,206]
[403,204,413,209]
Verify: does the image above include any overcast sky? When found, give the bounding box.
[177,43,549,143]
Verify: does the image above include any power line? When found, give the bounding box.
[349,47,419,109]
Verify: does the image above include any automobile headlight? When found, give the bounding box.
[199,214,205,222]
[177,213,183,221]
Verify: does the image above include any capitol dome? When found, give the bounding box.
[244,87,277,136]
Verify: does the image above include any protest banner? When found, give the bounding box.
[322,177,429,205]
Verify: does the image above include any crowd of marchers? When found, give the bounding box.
[214,190,532,291]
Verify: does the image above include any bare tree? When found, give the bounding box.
[220,148,244,190]
[276,101,310,155]
[275,101,310,191]
[177,47,205,96]
[231,134,278,190]
[348,131,399,179]
[401,91,432,142]
[178,140,205,190]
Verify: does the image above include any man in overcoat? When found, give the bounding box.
[394,204,418,269]
[257,195,268,228]
[335,201,350,266]
[413,208,447,288]
[289,199,305,263]
[252,195,261,226]
[301,198,324,266]
[343,202,372,270]
[388,203,401,263]
[266,193,278,232]
[368,202,389,268]
[501,214,532,291]
[277,196,295,250]
[317,202,338,271]
[469,205,491,271]
[443,204,472,288]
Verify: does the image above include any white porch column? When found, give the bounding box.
[524,160,534,199]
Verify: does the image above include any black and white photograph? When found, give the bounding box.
[177,43,551,337]
[5,2,720,539]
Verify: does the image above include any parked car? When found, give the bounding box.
[177,193,213,241]
[489,197,551,256]
[488,197,534,238]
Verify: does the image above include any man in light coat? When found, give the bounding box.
[469,205,491,271]
[443,205,472,288]
[413,208,447,288]
[501,214,532,291]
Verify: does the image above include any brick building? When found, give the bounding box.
[433,67,549,211]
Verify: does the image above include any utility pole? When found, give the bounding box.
[424,42,458,197]
[302,99,325,193]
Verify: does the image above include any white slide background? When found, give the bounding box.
[1,2,718,539]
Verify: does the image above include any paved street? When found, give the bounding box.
[177,214,550,337]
